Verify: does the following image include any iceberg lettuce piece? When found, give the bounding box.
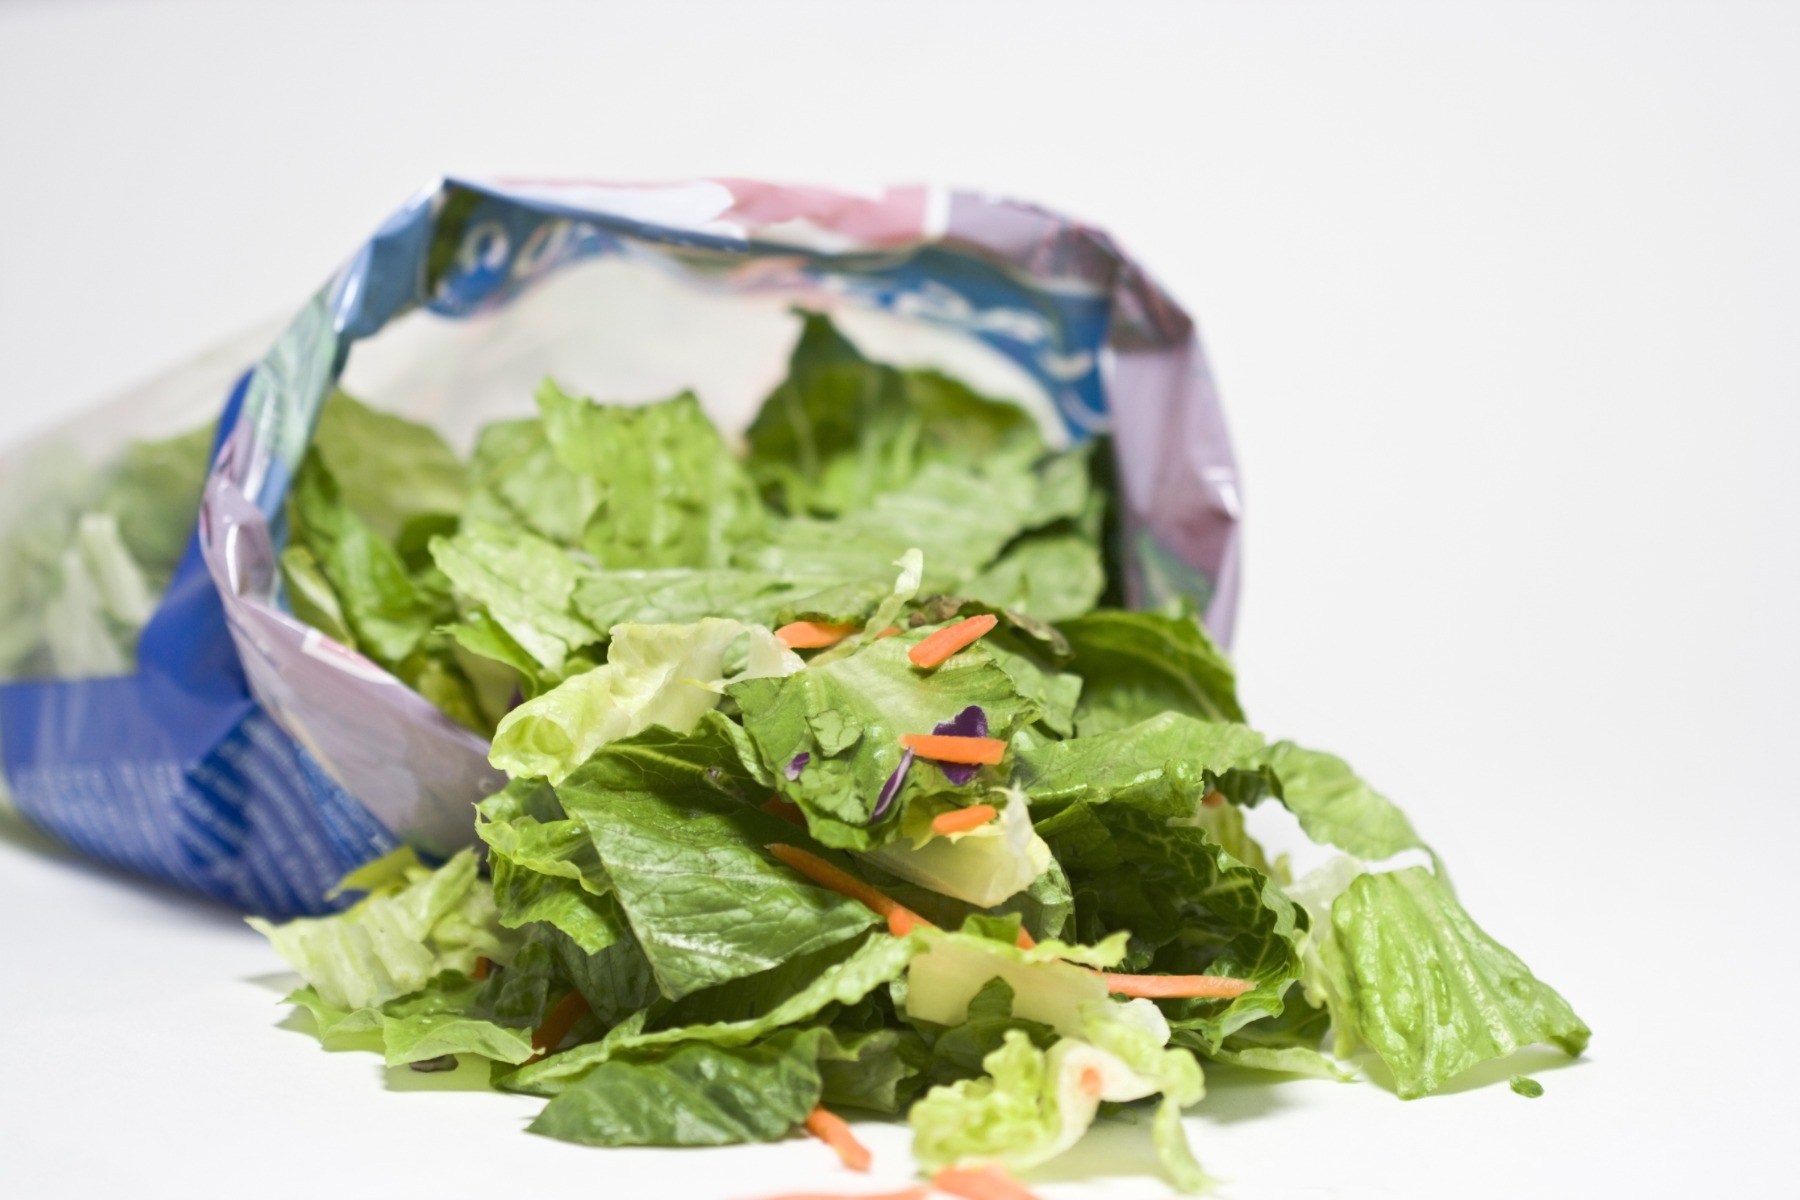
[490,618,802,784]
[248,848,513,1011]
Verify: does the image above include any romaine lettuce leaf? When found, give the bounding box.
[527,1026,835,1148]
[308,389,467,545]
[431,522,602,677]
[555,723,881,1000]
[1261,741,1426,862]
[1060,610,1246,733]
[1305,864,1588,1098]
[537,382,767,569]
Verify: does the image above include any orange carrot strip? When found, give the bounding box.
[1013,927,1036,950]
[907,613,999,668]
[899,734,1007,766]
[1078,1065,1104,1097]
[777,621,858,650]
[767,843,937,934]
[471,956,491,981]
[932,1165,1043,1200]
[745,1191,928,1200]
[875,625,903,639]
[804,1106,872,1172]
[761,795,806,825]
[1201,790,1225,809]
[930,804,999,837]
[529,989,591,1060]
[1103,973,1255,1000]
[886,907,928,938]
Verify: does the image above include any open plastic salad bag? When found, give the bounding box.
[0,178,1243,917]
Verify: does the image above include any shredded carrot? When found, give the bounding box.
[886,907,929,937]
[777,621,858,649]
[930,804,999,837]
[875,625,903,639]
[761,795,806,825]
[1013,927,1036,950]
[1103,973,1255,1000]
[907,613,999,668]
[745,1191,928,1200]
[528,989,591,1060]
[471,956,491,981]
[1078,1065,1104,1097]
[931,1165,1043,1200]
[767,843,936,935]
[1201,790,1225,809]
[899,734,1007,766]
[803,1106,872,1172]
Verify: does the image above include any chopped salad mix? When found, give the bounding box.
[248,313,1588,1195]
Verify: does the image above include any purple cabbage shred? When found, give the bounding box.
[784,752,810,781]
[872,748,914,822]
[933,705,989,785]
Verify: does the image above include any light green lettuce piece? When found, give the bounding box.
[960,528,1106,624]
[571,567,848,630]
[863,786,1052,909]
[283,970,550,1068]
[41,543,130,678]
[379,1009,537,1068]
[909,1006,1209,1189]
[1261,741,1426,862]
[490,617,802,784]
[431,522,602,677]
[248,847,513,1011]
[1296,861,1589,1098]
[536,382,767,569]
[903,927,1153,1037]
[309,390,467,545]
[287,452,444,668]
[74,512,155,626]
[745,311,1045,519]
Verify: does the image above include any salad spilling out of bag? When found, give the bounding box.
[249,313,1588,1195]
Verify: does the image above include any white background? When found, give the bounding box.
[1,2,1794,1197]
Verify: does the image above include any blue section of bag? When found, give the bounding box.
[0,378,397,916]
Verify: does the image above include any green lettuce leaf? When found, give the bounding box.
[1013,712,1268,816]
[504,932,919,1098]
[1060,610,1246,734]
[527,1026,833,1147]
[248,848,514,1011]
[537,382,767,569]
[308,390,467,545]
[287,452,446,668]
[1261,741,1426,862]
[745,311,1043,519]
[555,723,881,999]
[960,530,1106,625]
[431,522,602,677]
[1307,864,1589,1098]
[490,618,801,784]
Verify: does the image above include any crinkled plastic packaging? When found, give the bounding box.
[0,178,1242,916]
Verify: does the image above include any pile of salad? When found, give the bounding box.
[250,314,1588,1196]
